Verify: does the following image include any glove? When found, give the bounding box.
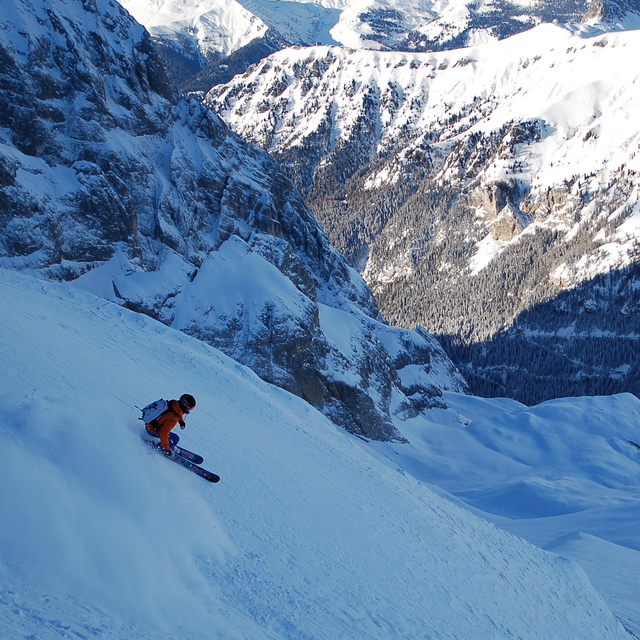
[179,420,186,430]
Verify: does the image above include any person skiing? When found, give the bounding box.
[144,394,196,456]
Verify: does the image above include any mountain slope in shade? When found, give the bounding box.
[0,0,466,441]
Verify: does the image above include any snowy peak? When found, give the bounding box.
[125,0,270,56]
[117,0,335,58]
[122,0,635,56]
[118,0,640,91]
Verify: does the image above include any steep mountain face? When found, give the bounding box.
[0,0,466,440]
[118,0,618,92]
[208,25,640,404]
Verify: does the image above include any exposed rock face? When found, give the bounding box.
[582,0,640,20]
[0,0,466,440]
[208,33,640,404]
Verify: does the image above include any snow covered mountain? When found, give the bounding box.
[0,0,467,441]
[2,0,639,636]
[208,23,640,403]
[117,0,640,90]
[2,266,639,639]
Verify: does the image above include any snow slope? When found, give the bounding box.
[371,390,640,634]
[0,267,631,639]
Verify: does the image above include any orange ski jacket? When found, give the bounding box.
[145,399,186,451]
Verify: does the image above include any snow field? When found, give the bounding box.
[0,267,630,639]
[378,390,640,633]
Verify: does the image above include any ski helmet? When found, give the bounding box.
[179,394,196,412]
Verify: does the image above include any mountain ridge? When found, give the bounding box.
[207,24,640,402]
[118,0,640,91]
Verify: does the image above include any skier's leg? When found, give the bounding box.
[142,426,160,444]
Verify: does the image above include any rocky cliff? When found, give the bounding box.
[0,0,466,439]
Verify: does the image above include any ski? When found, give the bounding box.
[146,441,203,465]
[173,445,204,465]
[170,452,220,483]
[143,438,218,482]
[141,434,203,463]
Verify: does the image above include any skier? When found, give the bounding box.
[144,394,196,456]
